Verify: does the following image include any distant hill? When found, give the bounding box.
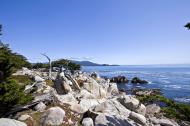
[72,60,119,66]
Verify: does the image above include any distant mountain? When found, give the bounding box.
[72,60,119,66]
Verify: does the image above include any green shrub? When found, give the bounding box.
[136,94,190,122]
[0,78,33,115]
[0,41,33,116]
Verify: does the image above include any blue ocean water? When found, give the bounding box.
[82,65,190,104]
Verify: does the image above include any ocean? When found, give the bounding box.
[82,65,190,104]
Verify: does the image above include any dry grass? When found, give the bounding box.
[16,103,82,126]
[12,75,33,86]
[45,79,54,87]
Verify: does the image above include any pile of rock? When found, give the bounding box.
[132,88,161,96]
[0,69,179,126]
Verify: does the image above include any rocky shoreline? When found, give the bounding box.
[1,68,189,126]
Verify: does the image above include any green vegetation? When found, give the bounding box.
[0,25,32,116]
[32,59,81,71]
[137,94,190,122]
[52,59,81,71]
[32,62,49,69]
[12,75,34,86]
[0,79,33,106]
[45,79,53,87]
[0,42,31,72]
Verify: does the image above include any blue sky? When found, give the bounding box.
[0,0,190,65]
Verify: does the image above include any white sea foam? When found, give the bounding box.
[162,80,170,84]
[148,81,152,84]
[164,85,181,89]
[174,98,190,103]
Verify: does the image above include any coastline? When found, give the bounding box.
[2,67,189,126]
[82,65,190,105]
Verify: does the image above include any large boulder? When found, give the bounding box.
[95,114,138,126]
[76,89,96,99]
[131,77,148,84]
[70,103,86,114]
[117,96,137,106]
[34,75,45,82]
[36,82,47,92]
[18,114,32,121]
[0,118,27,126]
[33,90,54,102]
[59,72,65,78]
[110,76,129,83]
[56,93,78,105]
[79,99,102,111]
[118,95,146,115]
[13,67,32,76]
[129,112,147,126]
[83,78,107,98]
[22,67,33,76]
[159,118,178,126]
[40,106,65,126]
[107,83,119,96]
[92,99,131,117]
[99,87,107,98]
[34,102,46,112]
[146,104,160,115]
[62,81,72,93]
[148,117,160,125]
[82,118,94,126]
[136,104,146,116]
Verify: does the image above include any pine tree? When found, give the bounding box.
[0,25,32,116]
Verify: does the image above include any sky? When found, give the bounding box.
[0,0,190,65]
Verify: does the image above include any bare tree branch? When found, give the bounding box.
[41,53,52,79]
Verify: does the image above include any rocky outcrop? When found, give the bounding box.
[107,83,119,96]
[34,75,45,82]
[18,114,32,121]
[40,106,65,126]
[129,112,147,126]
[54,75,73,94]
[76,89,96,99]
[132,88,161,96]
[83,77,107,99]
[95,114,138,126]
[146,104,160,115]
[159,118,178,126]
[131,77,148,84]
[118,95,146,115]
[0,118,27,126]
[80,99,104,111]
[70,103,86,114]
[110,76,129,83]
[34,102,46,112]
[9,68,181,126]
[91,99,131,117]
[56,93,78,105]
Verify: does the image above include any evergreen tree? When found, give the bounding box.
[0,25,32,116]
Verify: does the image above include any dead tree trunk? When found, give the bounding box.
[42,53,52,79]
